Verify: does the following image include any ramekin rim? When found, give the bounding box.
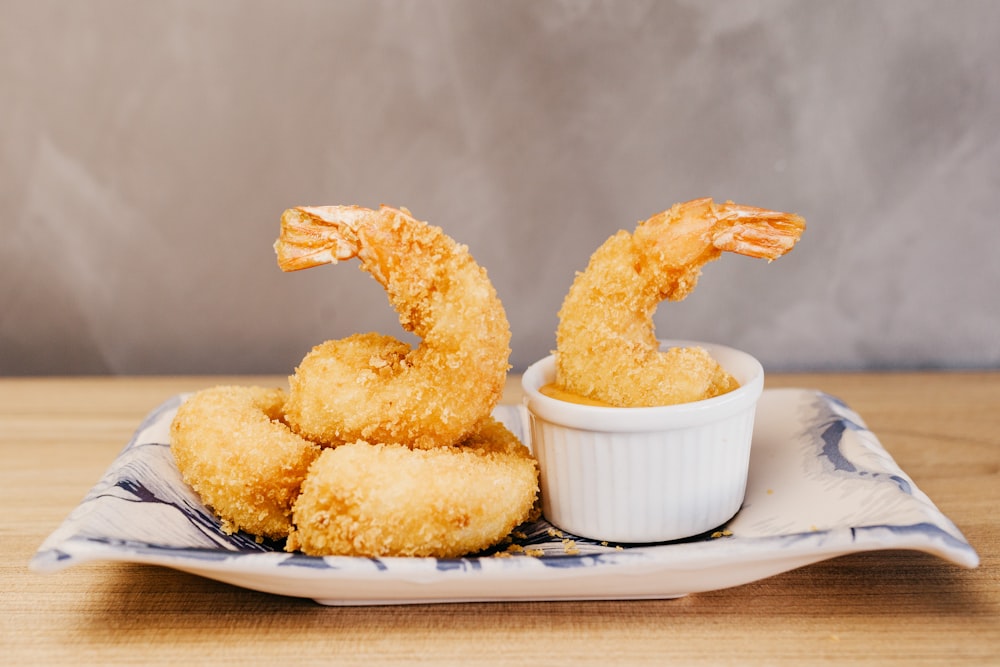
[521,339,764,431]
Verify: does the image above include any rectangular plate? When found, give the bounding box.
[31,388,978,605]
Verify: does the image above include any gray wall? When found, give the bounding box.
[2,0,998,376]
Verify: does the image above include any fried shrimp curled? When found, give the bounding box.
[555,197,805,407]
[286,417,539,558]
[275,205,511,450]
[170,386,322,539]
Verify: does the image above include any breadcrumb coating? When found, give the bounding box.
[287,417,538,558]
[555,198,804,406]
[170,386,321,539]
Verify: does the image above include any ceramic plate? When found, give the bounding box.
[31,388,978,605]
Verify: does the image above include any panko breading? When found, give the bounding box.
[275,205,511,450]
[287,417,539,558]
[555,198,805,407]
[168,205,537,559]
[170,386,321,539]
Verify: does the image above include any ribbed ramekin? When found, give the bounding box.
[522,340,764,543]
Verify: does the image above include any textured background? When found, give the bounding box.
[2,0,998,375]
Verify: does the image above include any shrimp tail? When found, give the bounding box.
[274,206,367,272]
[710,202,806,261]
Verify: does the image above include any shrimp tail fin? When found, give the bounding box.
[275,206,367,272]
[711,203,806,261]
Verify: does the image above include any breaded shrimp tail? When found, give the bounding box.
[555,198,805,407]
[275,205,512,449]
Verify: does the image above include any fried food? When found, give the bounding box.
[168,204,537,558]
[275,205,511,450]
[555,197,805,407]
[286,417,539,558]
[170,386,322,539]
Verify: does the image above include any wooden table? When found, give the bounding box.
[2,374,997,665]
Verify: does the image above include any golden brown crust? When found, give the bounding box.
[277,205,511,449]
[170,205,533,557]
[170,386,321,539]
[287,417,539,558]
[555,198,803,407]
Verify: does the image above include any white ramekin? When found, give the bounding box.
[522,340,764,544]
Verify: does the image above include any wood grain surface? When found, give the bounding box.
[2,374,997,666]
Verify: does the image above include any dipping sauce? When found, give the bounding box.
[538,383,616,407]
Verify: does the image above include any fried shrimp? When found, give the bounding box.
[286,417,539,558]
[275,205,511,449]
[170,386,322,539]
[555,197,805,407]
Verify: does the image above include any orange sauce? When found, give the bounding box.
[538,383,616,407]
[539,379,741,407]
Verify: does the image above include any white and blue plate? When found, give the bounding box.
[30,388,978,605]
